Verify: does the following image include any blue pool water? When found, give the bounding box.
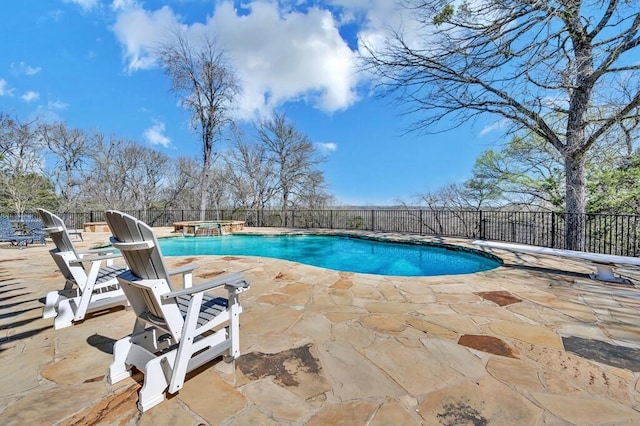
[158,234,501,277]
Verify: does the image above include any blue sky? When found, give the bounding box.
[0,0,502,205]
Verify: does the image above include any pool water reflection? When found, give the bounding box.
[159,234,502,277]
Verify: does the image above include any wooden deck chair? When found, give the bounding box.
[0,215,37,248]
[104,210,250,412]
[23,216,47,245]
[38,208,128,329]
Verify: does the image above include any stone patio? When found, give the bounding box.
[1,228,640,425]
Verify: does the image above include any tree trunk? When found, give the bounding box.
[564,152,587,251]
[199,161,210,221]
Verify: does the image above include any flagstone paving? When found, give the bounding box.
[1,228,640,425]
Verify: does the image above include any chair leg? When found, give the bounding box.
[226,294,242,360]
[43,291,63,319]
[108,337,134,384]
[138,356,170,412]
[53,298,78,330]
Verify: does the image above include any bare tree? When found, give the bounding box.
[38,122,93,211]
[156,31,239,219]
[123,144,170,210]
[81,133,169,211]
[0,114,43,176]
[363,1,640,250]
[162,156,202,210]
[224,129,276,210]
[256,113,324,223]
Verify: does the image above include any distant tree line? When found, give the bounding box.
[0,111,333,216]
[414,127,640,216]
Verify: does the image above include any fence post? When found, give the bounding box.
[419,210,423,235]
[371,210,375,231]
[479,210,485,239]
[551,212,556,248]
[330,210,333,229]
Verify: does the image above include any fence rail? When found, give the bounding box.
[11,209,640,257]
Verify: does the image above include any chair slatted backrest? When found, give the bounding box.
[105,210,183,339]
[24,217,44,232]
[0,216,16,235]
[37,209,77,256]
[38,208,84,283]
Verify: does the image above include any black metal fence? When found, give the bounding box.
[37,208,640,257]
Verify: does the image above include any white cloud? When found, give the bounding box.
[12,62,42,76]
[0,79,9,96]
[213,2,359,116]
[63,0,99,11]
[47,100,69,110]
[21,91,40,103]
[35,100,69,123]
[112,6,181,72]
[111,0,137,11]
[144,121,172,147]
[111,1,361,118]
[479,119,509,136]
[316,142,337,154]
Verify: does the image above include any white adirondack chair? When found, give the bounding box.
[104,210,250,412]
[38,208,129,330]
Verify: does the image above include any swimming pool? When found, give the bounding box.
[158,234,502,277]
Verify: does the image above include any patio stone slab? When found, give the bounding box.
[403,317,458,338]
[330,321,375,348]
[227,408,281,425]
[241,306,303,335]
[485,356,545,391]
[563,335,640,372]
[422,338,486,380]
[176,367,247,424]
[236,343,330,400]
[0,344,53,398]
[242,380,314,421]
[489,320,563,348]
[416,376,543,425]
[531,392,640,425]
[134,397,195,426]
[306,401,378,426]
[365,301,417,314]
[59,385,139,425]
[419,313,481,335]
[317,340,405,400]
[475,290,522,306]
[370,399,421,425]
[556,322,610,341]
[506,301,574,324]
[1,382,106,425]
[515,341,634,405]
[365,339,460,395]
[291,311,332,341]
[359,314,407,333]
[602,323,640,346]
[41,344,112,386]
[452,302,523,322]
[458,334,519,358]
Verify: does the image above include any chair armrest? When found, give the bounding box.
[168,264,199,288]
[78,247,120,255]
[161,272,247,300]
[69,253,123,264]
[111,240,155,251]
[167,264,199,276]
